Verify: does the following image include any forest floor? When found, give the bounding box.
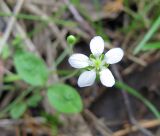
[0,0,160,136]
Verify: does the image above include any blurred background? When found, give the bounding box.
[0,0,160,136]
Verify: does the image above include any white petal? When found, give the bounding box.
[78,70,96,87]
[68,53,90,68]
[100,69,115,87]
[105,48,124,64]
[90,36,104,56]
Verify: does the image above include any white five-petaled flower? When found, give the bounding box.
[68,36,124,87]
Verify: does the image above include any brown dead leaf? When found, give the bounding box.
[103,0,124,13]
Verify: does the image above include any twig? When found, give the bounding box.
[0,0,24,54]
[126,54,147,67]
[24,3,67,49]
[83,109,113,136]
[111,65,154,136]
[0,90,15,109]
[113,119,160,136]
[0,0,38,53]
[122,63,137,75]
[0,117,46,127]
[26,0,56,6]
[63,0,95,36]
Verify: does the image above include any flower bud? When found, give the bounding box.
[67,35,76,46]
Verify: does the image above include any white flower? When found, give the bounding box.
[68,36,124,87]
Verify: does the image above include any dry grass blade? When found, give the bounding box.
[0,0,38,53]
[0,0,24,54]
[113,119,160,136]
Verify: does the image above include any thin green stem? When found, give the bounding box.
[115,81,160,119]
[51,46,73,71]
[61,70,79,81]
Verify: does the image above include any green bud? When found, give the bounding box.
[67,35,76,46]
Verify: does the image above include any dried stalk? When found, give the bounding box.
[0,0,24,53]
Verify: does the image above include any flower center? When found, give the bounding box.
[87,54,110,72]
[94,59,102,70]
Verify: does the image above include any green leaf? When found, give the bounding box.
[41,112,61,125]
[10,103,27,119]
[142,42,160,51]
[133,15,160,54]
[47,83,83,114]
[27,93,42,107]
[14,52,48,86]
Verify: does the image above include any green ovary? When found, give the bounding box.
[94,59,102,70]
[89,54,109,71]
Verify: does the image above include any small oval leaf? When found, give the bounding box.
[10,103,27,119]
[47,84,83,114]
[14,52,48,86]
